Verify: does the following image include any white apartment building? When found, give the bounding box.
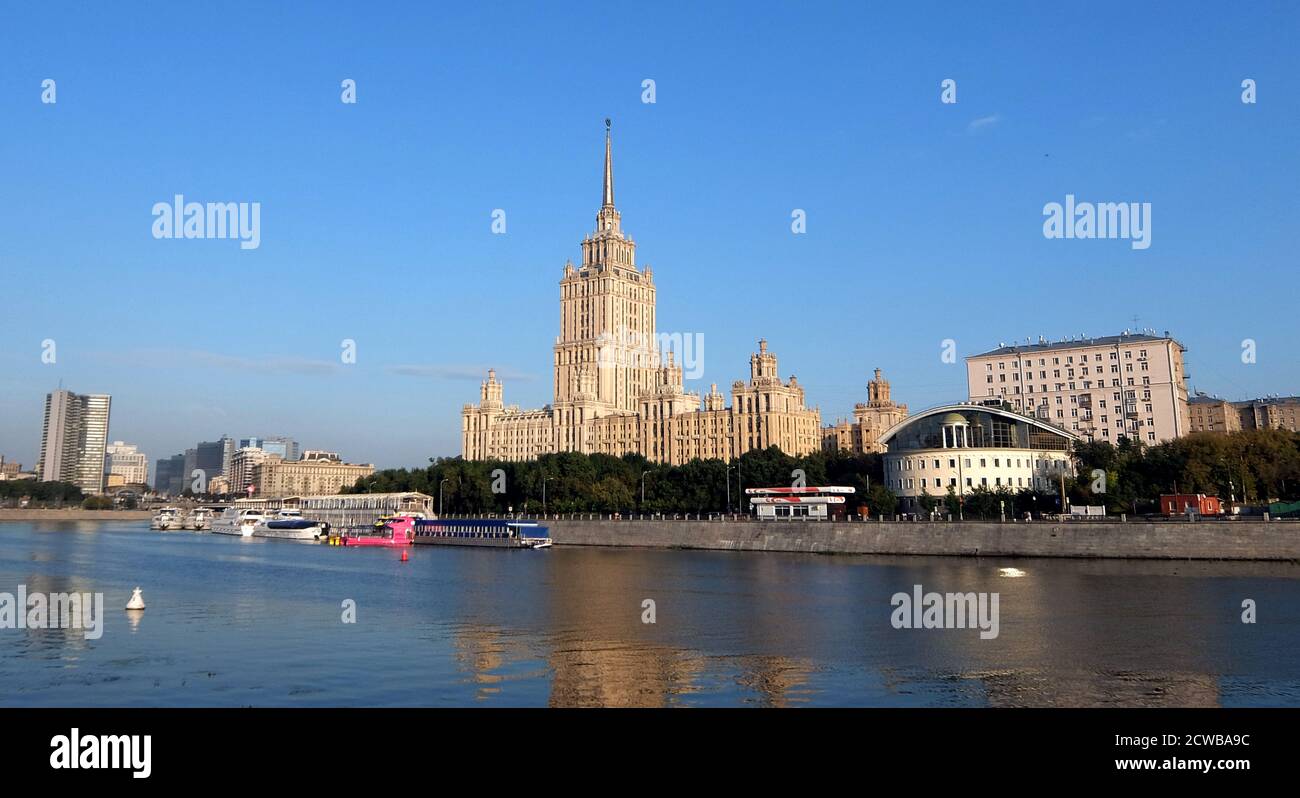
[104,441,149,486]
[965,331,1189,444]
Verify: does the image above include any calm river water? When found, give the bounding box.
[2,520,1298,707]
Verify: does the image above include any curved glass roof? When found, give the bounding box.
[881,404,1077,453]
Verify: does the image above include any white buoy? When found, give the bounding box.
[125,587,146,611]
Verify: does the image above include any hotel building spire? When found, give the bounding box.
[603,117,615,208]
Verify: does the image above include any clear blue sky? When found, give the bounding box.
[1,1,1297,471]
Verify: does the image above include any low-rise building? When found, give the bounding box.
[251,450,374,498]
[880,403,1078,513]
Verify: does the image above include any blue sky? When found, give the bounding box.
[1,1,1297,471]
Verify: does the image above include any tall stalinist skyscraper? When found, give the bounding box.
[462,121,822,464]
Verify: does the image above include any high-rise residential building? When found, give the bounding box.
[462,121,822,464]
[228,446,268,496]
[251,450,374,498]
[104,441,149,486]
[221,435,236,477]
[822,368,910,454]
[153,454,186,495]
[35,389,112,494]
[965,331,1189,445]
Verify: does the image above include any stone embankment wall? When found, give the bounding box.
[545,518,1300,561]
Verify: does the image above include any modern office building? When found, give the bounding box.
[462,122,822,464]
[153,454,186,495]
[35,389,112,494]
[239,436,299,461]
[965,331,1189,444]
[880,403,1078,512]
[251,450,374,498]
[822,368,909,455]
[182,439,228,488]
[104,441,149,486]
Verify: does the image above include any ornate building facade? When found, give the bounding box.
[821,368,909,454]
[462,122,822,465]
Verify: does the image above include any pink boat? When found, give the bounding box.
[341,514,416,547]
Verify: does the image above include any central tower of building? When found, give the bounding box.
[554,119,661,418]
[462,121,824,465]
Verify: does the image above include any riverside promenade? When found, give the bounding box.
[535,515,1300,562]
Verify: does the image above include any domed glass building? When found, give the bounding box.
[879,403,1079,511]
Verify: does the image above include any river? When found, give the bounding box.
[2,521,1298,707]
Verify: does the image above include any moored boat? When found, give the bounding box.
[151,507,185,530]
[409,517,552,549]
[340,514,417,547]
[253,508,329,541]
[212,508,263,537]
[187,507,216,531]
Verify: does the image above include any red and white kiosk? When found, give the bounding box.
[746,486,856,519]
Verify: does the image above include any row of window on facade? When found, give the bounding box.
[898,476,1056,490]
[985,349,1150,371]
[890,456,1066,472]
[989,376,1156,394]
[987,361,1150,383]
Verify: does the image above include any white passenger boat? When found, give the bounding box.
[252,508,329,541]
[187,507,215,531]
[151,507,185,531]
[212,508,264,537]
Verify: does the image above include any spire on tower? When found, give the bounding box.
[602,118,614,208]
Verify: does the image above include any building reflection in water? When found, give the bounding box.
[444,552,1299,707]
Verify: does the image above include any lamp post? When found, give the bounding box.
[439,478,449,516]
[641,470,650,509]
[725,465,732,516]
[542,476,550,516]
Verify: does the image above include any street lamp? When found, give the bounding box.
[439,478,449,516]
[641,470,650,509]
[725,465,733,515]
[542,476,550,516]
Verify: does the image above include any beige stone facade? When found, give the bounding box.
[1187,394,1242,434]
[966,332,1189,444]
[822,368,909,454]
[1189,393,1300,434]
[462,122,822,465]
[252,450,374,498]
